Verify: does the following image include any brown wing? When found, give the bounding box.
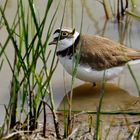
[77,35,140,70]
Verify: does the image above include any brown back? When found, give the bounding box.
[77,35,140,70]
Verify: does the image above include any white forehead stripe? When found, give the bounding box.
[53,28,73,39]
[53,32,59,38]
[61,28,72,32]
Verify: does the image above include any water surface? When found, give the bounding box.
[0,0,140,125]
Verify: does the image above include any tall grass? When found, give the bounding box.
[0,0,140,139]
[94,71,106,140]
[63,1,84,137]
[127,64,140,96]
[98,0,140,21]
[0,0,62,138]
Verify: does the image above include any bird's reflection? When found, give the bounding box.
[59,83,140,112]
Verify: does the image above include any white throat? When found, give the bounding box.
[57,31,79,52]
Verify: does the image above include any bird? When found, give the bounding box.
[49,28,140,84]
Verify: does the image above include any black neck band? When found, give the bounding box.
[56,35,80,58]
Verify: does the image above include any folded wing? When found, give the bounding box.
[78,35,140,70]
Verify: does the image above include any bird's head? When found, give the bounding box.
[49,28,79,51]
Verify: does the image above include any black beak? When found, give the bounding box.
[48,39,57,45]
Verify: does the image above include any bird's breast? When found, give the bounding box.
[58,56,124,82]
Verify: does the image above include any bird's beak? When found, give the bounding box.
[48,39,57,45]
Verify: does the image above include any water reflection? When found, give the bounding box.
[53,0,140,103]
[0,0,140,126]
[59,83,140,112]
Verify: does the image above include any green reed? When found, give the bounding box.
[94,71,106,140]
[131,0,137,8]
[102,0,110,19]
[126,10,140,19]
[0,0,62,138]
[99,0,140,21]
[63,0,84,137]
[0,0,140,139]
[0,59,3,71]
[127,64,140,96]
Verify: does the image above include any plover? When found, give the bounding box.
[49,28,140,83]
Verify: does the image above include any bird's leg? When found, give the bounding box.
[92,82,96,87]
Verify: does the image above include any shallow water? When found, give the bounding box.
[59,83,140,111]
[58,83,140,139]
[0,0,140,126]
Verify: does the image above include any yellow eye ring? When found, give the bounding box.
[62,32,68,37]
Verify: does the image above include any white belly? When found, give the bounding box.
[59,56,124,82]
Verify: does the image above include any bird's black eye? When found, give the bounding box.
[61,32,69,37]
